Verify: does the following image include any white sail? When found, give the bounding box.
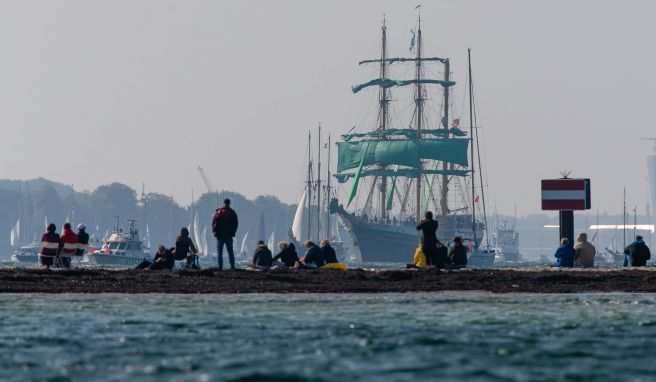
[10,219,19,246]
[291,190,307,241]
[268,231,275,251]
[193,213,202,255]
[240,231,249,255]
[200,226,208,256]
[44,216,48,230]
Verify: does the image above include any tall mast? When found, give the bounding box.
[414,16,423,224]
[307,131,312,242]
[623,187,627,250]
[317,124,322,241]
[379,18,389,220]
[440,58,451,221]
[326,133,332,239]
[468,48,475,243]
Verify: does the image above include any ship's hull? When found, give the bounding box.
[338,210,485,264]
[495,252,522,263]
[88,253,149,267]
[11,253,39,264]
[468,251,496,267]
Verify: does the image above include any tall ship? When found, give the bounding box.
[87,219,151,267]
[330,16,492,264]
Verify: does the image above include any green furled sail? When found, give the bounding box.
[342,128,466,142]
[335,168,469,183]
[352,78,456,94]
[346,140,372,207]
[336,139,469,173]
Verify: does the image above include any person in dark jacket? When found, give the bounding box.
[76,224,90,257]
[416,211,440,266]
[136,245,174,270]
[554,238,575,267]
[252,241,273,269]
[302,240,325,268]
[273,242,299,267]
[39,223,60,269]
[212,198,239,270]
[624,235,651,267]
[174,227,198,268]
[448,236,468,266]
[320,239,338,264]
[436,240,449,265]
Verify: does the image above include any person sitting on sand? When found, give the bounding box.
[448,236,467,267]
[173,227,199,269]
[320,239,338,264]
[252,240,273,269]
[136,245,175,270]
[554,238,575,267]
[624,235,651,267]
[302,240,325,268]
[436,240,449,266]
[574,232,596,267]
[272,242,299,268]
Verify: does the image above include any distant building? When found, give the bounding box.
[647,144,656,218]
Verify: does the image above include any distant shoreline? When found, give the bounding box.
[1,268,656,293]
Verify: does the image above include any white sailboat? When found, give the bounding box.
[291,190,307,242]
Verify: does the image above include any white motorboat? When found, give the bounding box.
[87,220,151,267]
[11,242,40,264]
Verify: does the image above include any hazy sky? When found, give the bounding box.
[1,1,655,216]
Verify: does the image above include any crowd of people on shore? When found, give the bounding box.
[134,198,344,271]
[412,211,468,269]
[553,233,652,268]
[38,222,90,269]
[37,199,655,271]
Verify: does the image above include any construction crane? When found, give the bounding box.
[197,166,215,194]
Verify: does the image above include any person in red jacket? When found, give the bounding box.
[212,198,239,270]
[58,222,78,269]
[40,223,60,269]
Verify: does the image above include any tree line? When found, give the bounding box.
[0,179,296,259]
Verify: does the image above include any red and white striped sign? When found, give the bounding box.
[541,179,591,210]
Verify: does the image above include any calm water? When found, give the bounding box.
[1,293,656,382]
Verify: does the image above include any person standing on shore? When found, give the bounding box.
[416,211,440,267]
[574,232,596,267]
[212,198,239,270]
[39,224,60,269]
[623,235,651,267]
[554,238,575,267]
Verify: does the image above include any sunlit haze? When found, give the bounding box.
[2,0,655,216]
